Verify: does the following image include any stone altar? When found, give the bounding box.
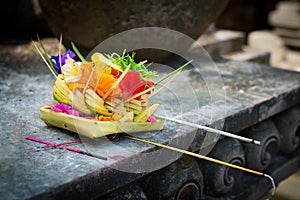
[0,41,300,199]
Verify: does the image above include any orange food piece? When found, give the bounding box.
[95,70,117,98]
[68,82,86,92]
[66,62,120,98]
[66,62,93,92]
[88,65,109,90]
[95,113,123,121]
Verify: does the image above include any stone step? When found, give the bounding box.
[222,47,270,65]
[281,37,300,48]
[276,1,300,12]
[269,10,300,30]
[195,30,245,56]
[268,1,300,30]
[247,30,286,66]
[2,39,300,199]
[276,170,300,200]
[274,28,300,40]
[192,29,270,65]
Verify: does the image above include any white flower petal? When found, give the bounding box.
[65,75,81,83]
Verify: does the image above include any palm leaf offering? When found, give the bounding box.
[33,36,277,198]
[34,36,190,138]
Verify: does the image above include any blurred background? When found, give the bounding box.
[0,0,287,39]
[1,0,299,70]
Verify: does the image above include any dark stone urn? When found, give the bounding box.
[38,0,229,59]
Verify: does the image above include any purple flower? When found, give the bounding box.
[51,50,76,74]
[51,103,82,117]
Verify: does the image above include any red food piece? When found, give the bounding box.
[111,68,122,78]
[119,71,154,100]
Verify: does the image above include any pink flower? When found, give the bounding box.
[51,103,82,117]
[147,114,157,123]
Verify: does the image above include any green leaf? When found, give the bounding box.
[155,60,192,86]
[71,42,86,62]
[36,34,57,75]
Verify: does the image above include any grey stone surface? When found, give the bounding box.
[233,147,300,200]
[200,146,300,200]
[201,138,245,196]
[142,156,203,200]
[1,43,300,199]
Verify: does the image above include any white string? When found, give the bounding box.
[264,174,276,200]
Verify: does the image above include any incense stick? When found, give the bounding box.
[124,135,276,198]
[25,136,107,160]
[41,140,83,149]
[156,115,261,145]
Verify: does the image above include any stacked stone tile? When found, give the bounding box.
[269,1,300,48]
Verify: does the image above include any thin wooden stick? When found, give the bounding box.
[149,68,183,98]
[59,33,63,69]
[82,64,96,95]
[125,135,262,175]
[125,85,155,103]
[32,40,57,78]
[103,64,131,100]
[156,115,261,145]
[155,60,192,86]
[84,59,109,95]
[124,135,276,198]
[36,34,56,70]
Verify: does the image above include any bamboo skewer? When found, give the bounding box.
[32,40,57,78]
[122,61,192,103]
[59,33,63,69]
[124,135,276,199]
[82,64,96,95]
[125,135,261,174]
[124,85,155,103]
[156,115,261,145]
[154,60,192,86]
[149,68,183,98]
[149,60,192,98]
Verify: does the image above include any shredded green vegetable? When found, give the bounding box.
[106,50,157,79]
